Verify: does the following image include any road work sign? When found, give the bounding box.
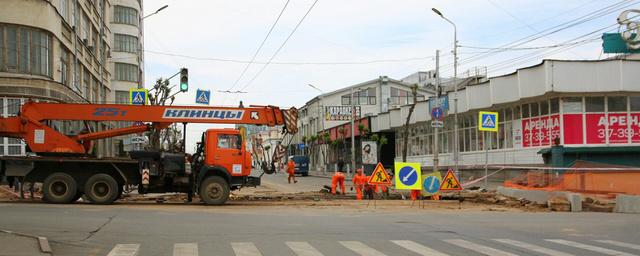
[439,169,463,191]
[394,162,422,190]
[129,89,148,105]
[422,172,443,196]
[368,163,391,185]
[478,111,498,132]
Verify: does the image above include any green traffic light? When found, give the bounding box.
[180,82,188,92]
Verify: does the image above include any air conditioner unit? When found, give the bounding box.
[82,38,88,45]
[88,46,94,52]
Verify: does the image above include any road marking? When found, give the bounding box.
[173,243,198,256]
[231,242,262,256]
[391,240,449,256]
[596,240,640,250]
[494,239,574,256]
[106,244,140,256]
[546,239,638,256]
[285,242,324,256]
[339,241,386,256]
[443,239,518,256]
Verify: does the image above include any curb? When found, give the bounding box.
[0,229,52,254]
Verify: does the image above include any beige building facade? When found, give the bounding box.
[0,0,121,157]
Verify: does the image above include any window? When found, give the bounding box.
[530,102,539,117]
[115,90,129,104]
[115,63,139,82]
[608,96,627,112]
[550,98,559,114]
[83,68,90,100]
[585,97,604,112]
[631,96,640,111]
[60,46,70,85]
[390,87,423,105]
[59,0,69,21]
[217,134,241,150]
[522,104,530,118]
[0,25,52,76]
[113,6,139,26]
[562,97,582,113]
[540,100,548,115]
[82,12,90,41]
[114,34,138,53]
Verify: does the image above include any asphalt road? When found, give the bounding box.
[0,201,639,256]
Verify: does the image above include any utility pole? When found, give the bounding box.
[433,50,440,172]
[308,84,326,175]
[350,87,356,177]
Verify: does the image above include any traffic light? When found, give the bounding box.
[179,68,188,92]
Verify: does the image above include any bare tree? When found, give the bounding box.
[402,84,418,162]
[147,78,176,150]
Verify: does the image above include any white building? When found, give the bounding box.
[367,59,640,171]
[294,76,433,172]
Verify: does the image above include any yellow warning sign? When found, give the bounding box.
[368,163,391,185]
[439,169,463,191]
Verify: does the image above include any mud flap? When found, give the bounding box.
[245,176,261,187]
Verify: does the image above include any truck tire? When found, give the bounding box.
[43,172,78,204]
[84,174,119,205]
[199,176,229,205]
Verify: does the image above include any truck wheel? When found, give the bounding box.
[84,174,119,205]
[43,172,78,204]
[199,176,229,205]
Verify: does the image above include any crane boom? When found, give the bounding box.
[0,101,298,154]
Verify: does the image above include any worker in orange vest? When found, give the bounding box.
[410,189,421,200]
[331,170,346,195]
[352,169,367,200]
[287,157,297,184]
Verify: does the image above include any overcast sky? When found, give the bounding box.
[141,0,635,152]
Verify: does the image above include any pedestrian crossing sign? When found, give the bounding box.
[129,89,148,105]
[195,89,210,105]
[478,111,499,132]
[368,163,391,185]
[439,169,463,191]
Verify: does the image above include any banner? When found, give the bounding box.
[361,141,377,164]
[325,106,361,121]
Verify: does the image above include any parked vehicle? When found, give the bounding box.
[291,155,309,176]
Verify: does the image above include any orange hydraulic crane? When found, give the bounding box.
[0,101,298,154]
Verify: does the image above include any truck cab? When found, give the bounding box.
[192,129,258,204]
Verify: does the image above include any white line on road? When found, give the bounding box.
[231,242,263,256]
[106,244,140,256]
[546,239,638,256]
[173,243,198,256]
[285,242,324,256]
[339,241,386,256]
[443,239,519,256]
[391,240,449,256]
[494,239,574,256]
[596,240,640,251]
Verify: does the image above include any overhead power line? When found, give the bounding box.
[226,0,291,92]
[459,38,600,51]
[237,0,320,92]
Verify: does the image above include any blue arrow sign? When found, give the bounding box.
[398,166,418,186]
[431,107,443,120]
[423,176,441,194]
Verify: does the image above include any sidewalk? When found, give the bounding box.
[0,232,50,256]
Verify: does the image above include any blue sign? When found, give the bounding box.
[398,166,418,186]
[298,143,305,150]
[423,176,441,194]
[129,89,148,105]
[195,89,211,105]
[478,111,499,132]
[431,107,443,120]
[428,95,449,111]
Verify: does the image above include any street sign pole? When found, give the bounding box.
[433,50,440,173]
[484,131,488,188]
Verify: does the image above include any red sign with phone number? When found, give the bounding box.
[562,113,640,144]
[522,115,560,147]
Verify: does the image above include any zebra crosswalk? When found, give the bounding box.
[104,238,640,256]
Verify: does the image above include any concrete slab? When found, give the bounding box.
[566,193,582,212]
[0,232,50,256]
[614,194,640,213]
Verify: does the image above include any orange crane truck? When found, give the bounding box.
[0,101,298,205]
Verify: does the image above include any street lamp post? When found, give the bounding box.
[432,7,459,178]
[308,84,326,175]
[143,5,169,20]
